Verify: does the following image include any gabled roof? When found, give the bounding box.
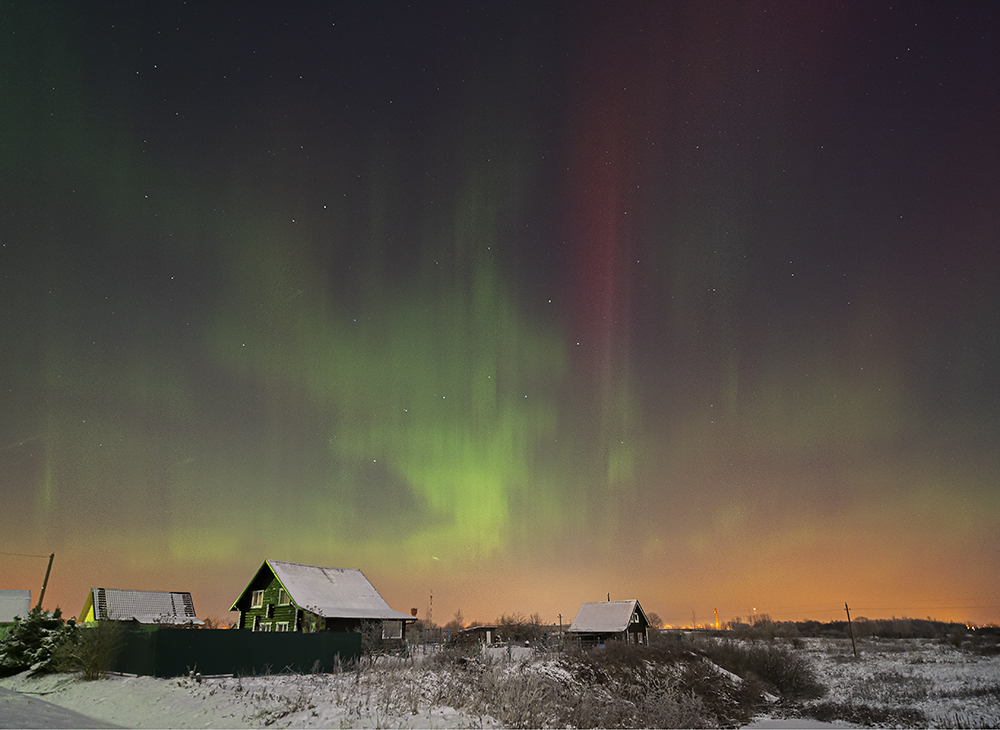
[566,599,648,634]
[0,589,31,623]
[82,588,204,625]
[231,560,415,622]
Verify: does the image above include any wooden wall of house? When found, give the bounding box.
[325,617,363,633]
[236,574,303,632]
[570,629,648,646]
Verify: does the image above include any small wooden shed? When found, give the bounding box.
[455,624,499,645]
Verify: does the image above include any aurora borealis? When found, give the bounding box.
[3,2,999,627]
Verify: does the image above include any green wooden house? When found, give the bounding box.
[230,560,415,637]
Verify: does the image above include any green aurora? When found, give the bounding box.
[2,1,999,626]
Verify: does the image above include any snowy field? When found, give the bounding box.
[0,636,997,728]
[0,663,503,729]
[788,636,1000,728]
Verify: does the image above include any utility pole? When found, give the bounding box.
[36,553,54,611]
[845,602,857,658]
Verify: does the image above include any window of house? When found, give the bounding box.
[382,620,403,640]
[275,622,289,632]
[261,622,273,632]
[251,590,264,608]
[278,588,290,605]
[252,615,261,632]
[265,603,275,619]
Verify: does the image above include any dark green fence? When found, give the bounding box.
[111,627,361,677]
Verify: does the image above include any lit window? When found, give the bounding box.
[251,590,264,608]
[278,589,290,605]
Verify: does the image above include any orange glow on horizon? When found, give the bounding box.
[4,543,998,631]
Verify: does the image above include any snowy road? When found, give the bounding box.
[0,686,122,729]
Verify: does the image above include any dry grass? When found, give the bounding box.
[175,634,1000,728]
[788,636,1000,728]
[217,645,745,728]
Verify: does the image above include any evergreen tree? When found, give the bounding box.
[0,606,77,676]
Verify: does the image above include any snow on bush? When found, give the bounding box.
[0,606,77,677]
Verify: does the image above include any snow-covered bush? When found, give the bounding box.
[699,638,826,700]
[562,641,761,727]
[0,606,77,677]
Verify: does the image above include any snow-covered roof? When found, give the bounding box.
[261,560,415,622]
[0,589,31,623]
[566,600,647,634]
[85,588,204,625]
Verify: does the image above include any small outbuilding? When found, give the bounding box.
[79,588,205,626]
[565,599,651,646]
[455,624,499,646]
[230,559,416,638]
[0,589,31,625]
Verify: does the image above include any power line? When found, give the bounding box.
[663,603,1000,624]
[854,605,1000,612]
[0,551,52,559]
[729,602,1000,617]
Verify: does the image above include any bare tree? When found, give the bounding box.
[445,609,465,631]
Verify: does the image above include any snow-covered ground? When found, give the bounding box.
[0,662,504,729]
[0,637,997,728]
[794,636,1000,728]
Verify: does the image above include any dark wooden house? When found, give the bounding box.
[230,560,415,637]
[565,599,651,646]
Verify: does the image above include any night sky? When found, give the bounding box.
[3,1,999,628]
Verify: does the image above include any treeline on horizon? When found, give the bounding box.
[406,610,999,644]
[712,614,1000,642]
